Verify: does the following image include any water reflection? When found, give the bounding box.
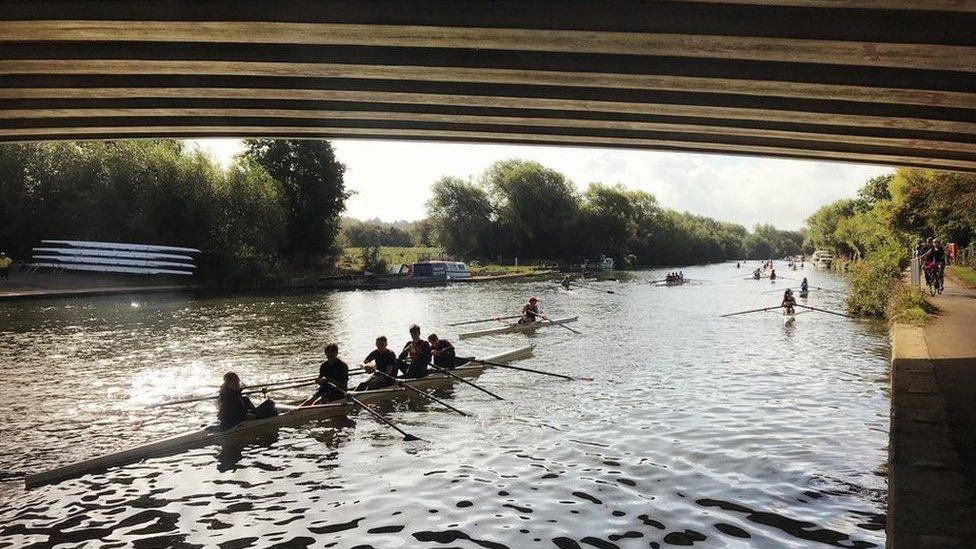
[0,264,887,547]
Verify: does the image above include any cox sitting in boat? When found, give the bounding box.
[518,297,541,324]
[356,336,398,391]
[302,343,349,405]
[398,324,432,378]
[428,333,457,369]
[217,372,278,430]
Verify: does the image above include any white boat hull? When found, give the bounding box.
[25,345,534,488]
[458,316,579,339]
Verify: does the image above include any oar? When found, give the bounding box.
[795,303,855,318]
[325,381,424,441]
[720,306,779,317]
[373,370,471,416]
[425,363,505,401]
[459,356,593,381]
[573,283,615,295]
[241,368,366,390]
[762,286,800,293]
[534,310,583,335]
[161,380,322,407]
[448,315,522,327]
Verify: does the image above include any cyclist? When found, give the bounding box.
[921,238,947,294]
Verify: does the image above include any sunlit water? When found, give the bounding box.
[0,263,889,548]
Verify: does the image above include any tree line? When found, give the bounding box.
[421,159,802,266]
[0,139,348,284]
[803,168,976,315]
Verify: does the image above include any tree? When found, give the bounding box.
[804,199,858,255]
[241,139,348,265]
[484,159,580,258]
[856,173,894,210]
[889,168,976,247]
[425,176,494,258]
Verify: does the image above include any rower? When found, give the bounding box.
[217,372,277,430]
[355,336,398,391]
[518,297,541,324]
[302,343,350,405]
[398,324,432,378]
[428,333,457,369]
[678,271,684,282]
[560,275,573,289]
[769,269,777,281]
[736,262,740,268]
[782,289,797,315]
[753,268,761,279]
[800,277,809,295]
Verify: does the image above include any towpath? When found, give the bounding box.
[889,274,976,548]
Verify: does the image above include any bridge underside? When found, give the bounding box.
[2,0,976,171]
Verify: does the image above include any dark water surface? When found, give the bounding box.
[0,264,889,548]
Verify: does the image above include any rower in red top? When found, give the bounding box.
[301,342,349,405]
[427,333,457,369]
[398,324,432,378]
[518,297,541,324]
[355,335,398,391]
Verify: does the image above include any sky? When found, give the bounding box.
[189,138,890,231]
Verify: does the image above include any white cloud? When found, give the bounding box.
[187,138,891,230]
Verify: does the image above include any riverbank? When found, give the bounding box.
[888,275,976,547]
[0,270,200,302]
[0,266,561,301]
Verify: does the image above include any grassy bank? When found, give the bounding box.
[949,265,976,288]
[337,247,551,277]
[467,263,551,277]
[887,283,936,326]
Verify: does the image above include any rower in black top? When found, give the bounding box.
[782,289,797,315]
[427,333,457,369]
[356,335,399,391]
[518,297,540,324]
[398,324,431,378]
[302,343,350,405]
[217,372,277,430]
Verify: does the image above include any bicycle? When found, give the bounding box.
[923,261,938,296]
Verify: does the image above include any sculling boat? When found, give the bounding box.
[457,316,579,339]
[25,345,534,489]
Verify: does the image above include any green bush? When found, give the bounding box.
[887,283,935,325]
[845,244,906,317]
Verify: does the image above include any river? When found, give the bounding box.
[0,262,889,548]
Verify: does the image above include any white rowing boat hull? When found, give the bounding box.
[458,316,579,339]
[32,255,197,270]
[24,345,534,489]
[29,262,195,276]
[42,240,201,254]
[33,247,196,261]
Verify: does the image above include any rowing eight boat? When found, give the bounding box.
[25,345,534,489]
[457,316,579,340]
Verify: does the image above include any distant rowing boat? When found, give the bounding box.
[458,316,579,339]
[25,345,533,489]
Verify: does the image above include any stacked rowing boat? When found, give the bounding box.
[25,345,533,488]
[30,240,200,276]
